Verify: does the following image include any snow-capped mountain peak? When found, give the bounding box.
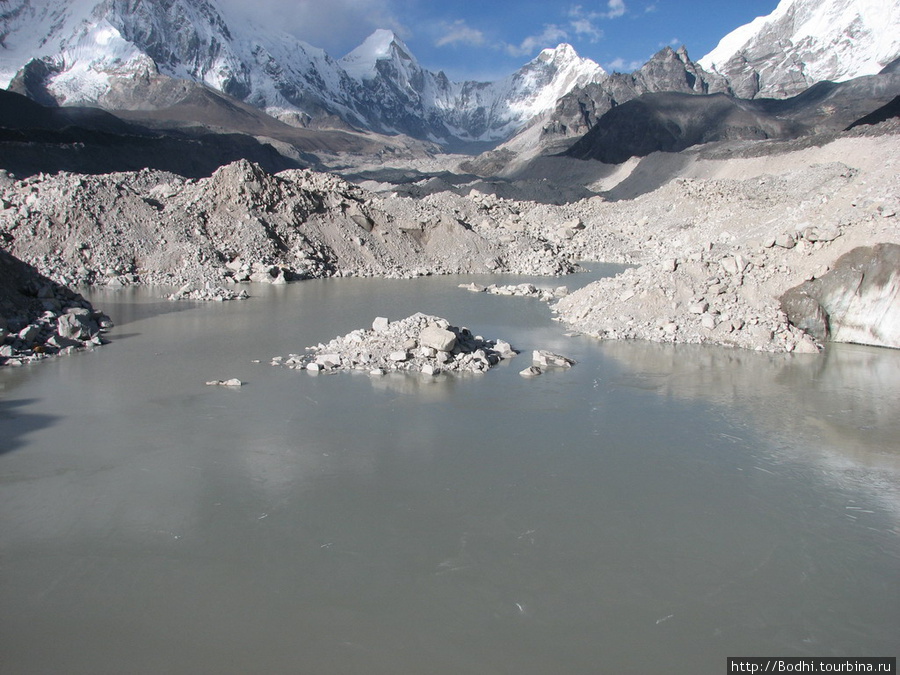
[502,43,607,119]
[699,0,900,98]
[6,0,893,147]
[339,29,416,81]
[537,43,587,66]
[1,1,611,146]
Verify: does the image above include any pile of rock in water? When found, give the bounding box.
[459,282,569,302]
[0,277,113,367]
[272,313,518,376]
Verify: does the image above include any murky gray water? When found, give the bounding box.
[2,269,899,675]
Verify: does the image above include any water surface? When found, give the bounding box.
[1,270,898,674]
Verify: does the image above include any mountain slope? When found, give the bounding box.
[0,0,607,148]
[699,0,900,98]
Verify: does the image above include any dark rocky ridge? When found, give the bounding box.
[0,89,303,178]
[0,82,443,179]
[9,66,438,157]
[564,69,900,164]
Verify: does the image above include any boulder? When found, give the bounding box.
[780,292,829,342]
[46,334,82,350]
[781,243,900,349]
[532,350,575,368]
[17,324,41,343]
[493,340,518,358]
[57,312,92,340]
[419,324,457,352]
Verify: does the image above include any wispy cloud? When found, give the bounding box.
[435,20,486,48]
[605,56,646,72]
[505,24,569,57]
[604,0,627,19]
[567,6,603,41]
[505,2,630,58]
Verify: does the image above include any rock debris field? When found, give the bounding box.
[2,127,899,367]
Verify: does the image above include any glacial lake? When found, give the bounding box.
[1,267,899,674]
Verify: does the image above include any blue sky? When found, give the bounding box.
[224,0,782,81]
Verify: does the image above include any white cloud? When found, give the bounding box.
[504,24,569,57]
[435,20,486,48]
[605,56,646,72]
[567,6,604,41]
[604,0,627,19]
[570,18,604,41]
[503,0,631,59]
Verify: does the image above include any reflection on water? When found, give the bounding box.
[1,274,898,675]
[599,340,900,492]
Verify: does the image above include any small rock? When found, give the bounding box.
[774,233,796,249]
[520,366,543,378]
[793,337,821,354]
[805,225,840,243]
[372,317,390,332]
[688,301,709,315]
[315,353,342,368]
[459,283,486,293]
[493,340,517,358]
[206,378,243,386]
